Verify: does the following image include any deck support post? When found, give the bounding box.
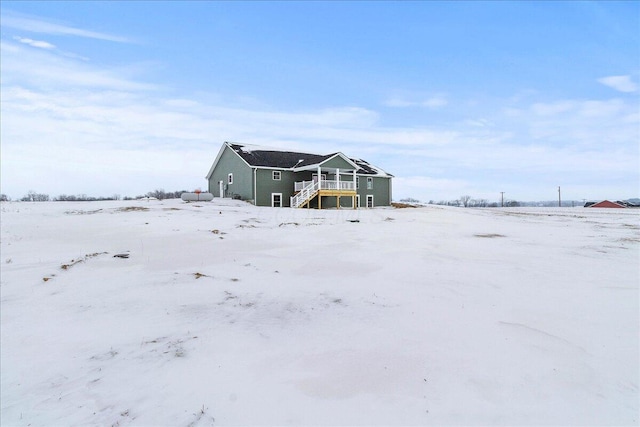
[336,168,340,210]
[353,170,357,209]
[317,165,322,209]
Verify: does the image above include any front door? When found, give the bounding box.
[366,195,374,208]
[272,193,282,207]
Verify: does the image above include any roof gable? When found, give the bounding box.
[294,152,359,171]
[589,200,627,208]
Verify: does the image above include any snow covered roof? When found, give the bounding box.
[227,142,393,177]
[229,143,331,169]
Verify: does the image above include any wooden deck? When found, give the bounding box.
[291,180,358,209]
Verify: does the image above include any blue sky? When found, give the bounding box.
[1,1,638,202]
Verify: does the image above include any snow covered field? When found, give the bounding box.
[1,199,638,426]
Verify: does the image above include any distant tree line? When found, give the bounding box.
[425,196,505,207]
[0,188,190,202]
[129,189,188,200]
[56,194,121,201]
[403,196,598,208]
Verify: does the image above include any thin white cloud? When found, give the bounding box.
[531,100,575,116]
[597,75,638,93]
[393,176,471,199]
[525,98,637,148]
[1,11,131,43]
[384,95,448,109]
[1,41,155,91]
[421,96,448,109]
[384,98,414,108]
[463,118,494,128]
[13,36,55,49]
[10,36,89,61]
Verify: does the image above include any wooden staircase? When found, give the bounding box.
[291,181,320,208]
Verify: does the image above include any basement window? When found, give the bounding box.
[273,171,281,180]
[228,173,233,184]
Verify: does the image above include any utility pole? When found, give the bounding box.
[500,192,505,207]
[558,186,561,207]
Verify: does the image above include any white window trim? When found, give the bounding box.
[272,171,281,180]
[271,193,283,208]
[356,194,361,208]
[228,173,233,184]
[366,194,374,208]
[367,177,373,190]
[356,177,359,189]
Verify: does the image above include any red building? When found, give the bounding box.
[588,200,627,208]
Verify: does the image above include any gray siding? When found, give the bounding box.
[356,176,392,207]
[208,147,254,201]
[320,156,356,170]
[255,169,297,207]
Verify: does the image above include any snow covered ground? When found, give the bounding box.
[1,199,638,426]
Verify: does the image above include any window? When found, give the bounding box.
[356,195,361,208]
[356,177,359,189]
[367,177,373,190]
[228,173,233,184]
[273,171,281,180]
[272,193,282,208]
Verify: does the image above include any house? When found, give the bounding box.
[206,142,393,208]
[586,200,627,208]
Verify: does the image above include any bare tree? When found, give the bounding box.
[146,189,167,200]
[471,198,487,207]
[400,197,420,203]
[459,195,471,207]
[22,190,49,202]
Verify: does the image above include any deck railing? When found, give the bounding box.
[291,181,319,208]
[294,180,355,192]
[294,181,313,192]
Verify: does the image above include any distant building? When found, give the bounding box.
[206,142,393,208]
[585,200,627,208]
